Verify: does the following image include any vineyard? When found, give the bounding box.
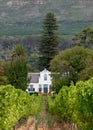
[47,77,93,130]
[0,85,42,130]
[0,77,93,130]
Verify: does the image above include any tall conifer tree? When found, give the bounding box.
[38,12,59,70]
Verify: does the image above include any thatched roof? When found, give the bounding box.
[28,73,40,83]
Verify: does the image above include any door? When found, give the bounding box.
[43,85,48,93]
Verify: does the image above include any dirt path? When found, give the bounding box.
[14,97,77,130]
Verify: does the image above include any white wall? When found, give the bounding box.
[28,83,39,92]
[27,69,52,93]
[39,69,52,93]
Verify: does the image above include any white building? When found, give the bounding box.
[26,69,52,93]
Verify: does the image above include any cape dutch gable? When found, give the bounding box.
[26,69,52,94]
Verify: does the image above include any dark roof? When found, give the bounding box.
[28,73,40,83]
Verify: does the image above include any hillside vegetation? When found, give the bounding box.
[0,0,93,37]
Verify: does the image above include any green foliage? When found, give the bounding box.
[28,52,39,70]
[78,53,93,80]
[47,78,93,129]
[0,85,43,130]
[0,35,39,61]
[0,76,9,85]
[0,1,93,38]
[8,59,28,90]
[72,28,93,47]
[7,45,28,91]
[50,46,93,92]
[0,59,9,85]
[38,12,59,70]
[12,44,26,58]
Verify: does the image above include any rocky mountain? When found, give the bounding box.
[0,0,93,38]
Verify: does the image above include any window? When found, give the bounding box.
[33,88,35,91]
[28,88,31,91]
[30,85,35,91]
[44,74,47,80]
[39,85,42,92]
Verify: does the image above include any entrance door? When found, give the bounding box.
[43,85,48,93]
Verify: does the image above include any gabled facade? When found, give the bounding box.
[26,69,52,93]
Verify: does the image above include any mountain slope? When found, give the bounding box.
[0,0,93,38]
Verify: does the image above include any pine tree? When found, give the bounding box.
[38,12,59,70]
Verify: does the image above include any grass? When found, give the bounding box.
[35,96,55,129]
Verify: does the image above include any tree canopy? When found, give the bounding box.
[72,28,93,48]
[0,59,8,85]
[38,12,59,70]
[7,44,28,91]
[50,46,93,93]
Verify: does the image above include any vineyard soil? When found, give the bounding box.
[14,116,77,130]
[14,97,77,130]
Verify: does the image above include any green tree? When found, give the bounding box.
[7,44,28,91]
[12,44,26,58]
[38,12,59,70]
[28,52,39,70]
[50,46,93,93]
[79,53,93,80]
[72,28,93,48]
[0,59,8,85]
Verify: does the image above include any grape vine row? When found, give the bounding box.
[0,85,43,130]
[47,77,93,130]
